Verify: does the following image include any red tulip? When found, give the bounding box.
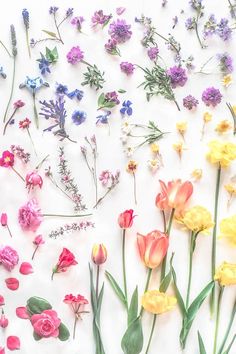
[137,230,169,269]
[118,209,135,229]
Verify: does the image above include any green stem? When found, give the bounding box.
[140,268,152,316]
[6,225,13,238]
[133,173,137,205]
[26,29,31,58]
[27,128,38,156]
[186,232,197,308]
[217,298,236,354]
[31,245,39,260]
[3,108,17,135]
[122,229,128,310]
[11,166,25,182]
[32,92,39,129]
[210,166,221,317]
[0,40,12,57]
[161,210,167,233]
[42,213,92,217]
[145,314,157,354]
[174,100,181,111]
[223,334,236,354]
[96,265,100,300]
[3,56,16,123]
[213,287,224,354]
[72,316,78,340]
[161,208,175,281]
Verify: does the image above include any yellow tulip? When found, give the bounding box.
[178,205,214,234]
[207,140,236,168]
[214,262,236,286]
[219,215,236,246]
[141,290,177,315]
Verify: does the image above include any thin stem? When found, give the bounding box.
[174,100,181,111]
[122,229,128,311]
[161,210,167,233]
[154,31,180,54]
[96,265,100,299]
[42,213,92,217]
[199,55,214,73]
[133,173,137,205]
[140,268,152,316]
[32,92,39,129]
[35,154,49,170]
[0,40,12,57]
[11,166,25,182]
[222,334,236,354]
[161,208,175,281]
[213,287,224,354]
[51,271,56,281]
[53,13,64,44]
[49,175,75,202]
[25,29,31,58]
[3,56,16,123]
[72,316,78,340]
[31,245,39,260]
[27,128,38,156]
[210,166,221,317]
[93,152,98,207]
[145,315,157,354]
[3,108,17,135]
[195,12,205,49]
[186,232,197,308]
[6,225,13,238]
[217,298,236,354]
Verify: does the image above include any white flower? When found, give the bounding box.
[121,120,132,134]
[124,146,135,157]
[147,159,161,172]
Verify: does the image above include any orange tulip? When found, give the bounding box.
[137,230,169,269]
[155,179,193,211]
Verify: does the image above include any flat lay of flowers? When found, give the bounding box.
[0,0,236,353]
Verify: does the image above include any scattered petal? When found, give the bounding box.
[116,7,126,15]
[16,307,29,319]
[5,278,19,291]
[7,336,20,351]
[19,262,34,275]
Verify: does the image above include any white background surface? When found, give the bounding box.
[0,0,236,353]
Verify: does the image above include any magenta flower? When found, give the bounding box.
[67,46,84,64]
[108,19,132,43]
[18,199,42,232]
[147,47,159,61]
[167,66,188,88]
[202,87,222,107]
[104,38,120,56]
[0,246,19,271]
[120,62,135,75]
[0,151,14,168]
[91,10,112,27]
[25,171,43,191]
[31,310,61,338]
[13,100,25,109]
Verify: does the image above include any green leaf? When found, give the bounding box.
[58,323,70,341]
[105,271,127,307]
[198,331,207,354]
[170,261,187,317]
[121,317,143,354]
[97,93,105,107]
[222,334,236,354]
[128,287,138,326]
[26,297,52,315]
[95,283,104,326]
[103,101,117,109]
[118,89,126,93]
[45,47,58,63]
[159,254,173,293]
[42,30,57,38]
[33,332,42,341]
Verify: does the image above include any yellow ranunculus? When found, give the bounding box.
[207,140,236,168]
[178,205,214,234]
[141,290,177,315]
[214,262,236,286]
[219,215,236,246]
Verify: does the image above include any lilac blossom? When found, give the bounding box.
[91,10,112,27]
[104,38,120,55]
[147,47,159,61]
[108,19,132,43]
[217,53,233,74]
[66,46,84,64]
[202,87,222,107]
[216,18,232,41]
[71,16,84,31]
[183,95,199,110]
[120,62,135,75]
[96,111,111,125]
[167,66,188,88]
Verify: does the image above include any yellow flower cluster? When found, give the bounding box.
[207,140,236,168]
[178,205,214,234]
[219,215,236,246]
[142,290,177,315]
[215,120,232,134]
[214,262,236,286]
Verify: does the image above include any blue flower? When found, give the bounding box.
[19,76,49,93]
[37,54,51,75]
[22,9,29,29]
[96,111,111,124]
[67,89,84,101]
[56,83,69,96]
[72,110,87,125]
[0,67,6,79]
[120,100,133,116]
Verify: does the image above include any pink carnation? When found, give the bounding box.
[18,199,42,232]
[0,246,19,271]
[31,310,61,338]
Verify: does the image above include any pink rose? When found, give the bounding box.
[18,199,42,232]
[31,310,61,338]
[0,246,19,271]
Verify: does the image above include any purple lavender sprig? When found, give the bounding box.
[186,1,205,49]
[48,221,95,238]
[10,145,30,164]
[22,9,31,58]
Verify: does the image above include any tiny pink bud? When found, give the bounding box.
[33,234,45,246]
[0,314,8,328]
[19,262,33,275]
[7,336,20,351]
[0,213,7,226]
[5,278,19,291]
[0,295,5,306]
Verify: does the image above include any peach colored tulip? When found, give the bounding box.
[137,230,169,269]
[92,244,107,265]
[155,179,193,211]
[118,209,135,229]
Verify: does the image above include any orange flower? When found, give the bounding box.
[91,244,107,265]
[137,230,169,269]
[155,179,193,211]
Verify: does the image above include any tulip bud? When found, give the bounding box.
[0,213,7,227]
[118,209,135,229]
[92,244,107,265]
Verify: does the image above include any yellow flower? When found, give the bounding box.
[206,140,236,168]
[214,262,236,286]
[215,120,232,134]
[173,141,185,159]
[203,112,212,123]
[126,160,138,174]
[222,74,233,87]
[141,290,177,315]
[176,121,187,135]
[191,169,203,181]
[219,215,236,245]
[225,183,236,195]
[150,143,159,154]
[178,205,214,234]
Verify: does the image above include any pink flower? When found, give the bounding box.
[52,248,77,279]
[0,151,14,167]
[0,312,8,328]
[7,336,20,350]
[66,46,84,64]
[33,234,45,246]
[31,310,61,338]
[118,209,135,229]
[99,170,111,186]
[25,171,43,191]
[0,295,5,306]
[19,118,31,129]
[0,246,19,271]
[13,100,25,109]
[0,347,4,354]
[18,199,42,232]
[63,294,88,305]
[1,213,7,226]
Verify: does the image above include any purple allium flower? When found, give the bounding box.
[185,17,195,30]
[49,6,59,15]
[108,19,132,43]
[96,111,111,124]
[216,18,232,41]
[71,110,87,125]
[71,16,84,31]
[217,53,233,74]
[67,46,84,64]
[120,100,133,116]
[147,47,159,61]
[203,14,217,38]
[67,89,84,101]
[167,66,188,88]
[202,87,222,107]
[105,38,120,55]
[105,91,120,105]
[55,83,69,96]
[183,95,199,110]
[91,10,112,26]
[120,62,135,75]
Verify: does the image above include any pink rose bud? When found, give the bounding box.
[25,171,43,191]
[5,278,19,291]
[0,295,5,306]
[33,234,45,246]
[0,213,7,226]
[7,336,20,351]
[19,262,33,275]
[0,313,8,328]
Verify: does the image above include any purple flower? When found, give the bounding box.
[91,10,112,26]
[67,46,84,64]
[217,53,233,74]
[202,87,222,107]
[105,91,120,105]
[120,100,133,116]
[67,89,84,101]
[203,14,217,38]
[185,17,195,30]
[147,47,159,61]
[0,246,19,271]
[49,6,59,15]
[55,83,69,96]
[104,38,120,55]
[183,95,199,110]
[37,54,50,75]
[66,8,74,17]
[72,110,87,125]
[216,18,232,41]
[108,19,132,43]
[71,16,84,31]
[120,62,135,75]
[96,111,111,124]
[189,0,202,10]
[116,7,126,16]
[167,66,188,88]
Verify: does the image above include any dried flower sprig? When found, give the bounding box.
[3,100,25,135]
[138,63,180,110]
[10,145,30,164]
[94,170,120,208]
[226,102,236,135]
[81,63,105,90]
[49,221,95,238]
[22,9,31,58]
[185,0,206,49]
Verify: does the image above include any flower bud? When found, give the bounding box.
[0,313,8,328]
[0,213,7,227]
[118,209,135,229]
[91,244,107,265]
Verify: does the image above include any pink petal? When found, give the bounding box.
[0,347,5,354]
[16,307,29,319]
[19,262,33,275]
[5,278,19,291]
[7,336,20,350]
